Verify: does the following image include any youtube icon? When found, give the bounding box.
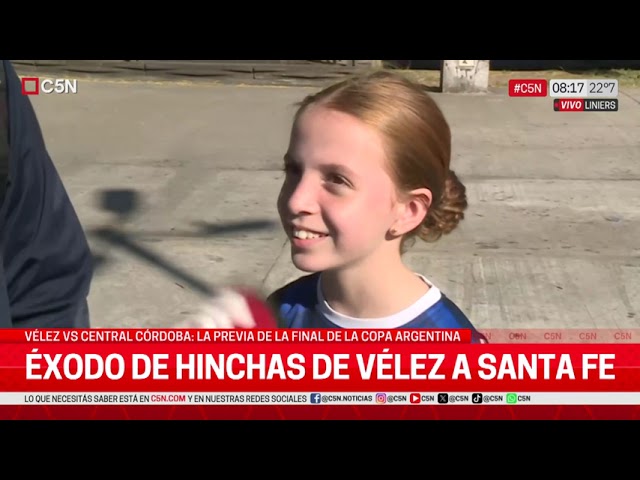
[410,393,421,404]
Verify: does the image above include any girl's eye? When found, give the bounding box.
[326,174,349,186]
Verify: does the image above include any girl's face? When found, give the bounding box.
[277,105,402,273]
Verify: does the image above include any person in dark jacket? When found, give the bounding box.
[0,60,93,327]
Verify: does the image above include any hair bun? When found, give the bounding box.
[417,170,468,242]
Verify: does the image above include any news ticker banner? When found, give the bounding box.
[481,329,638,343]
[0,329,640,419]
[6,392,640,406]
[2,328,640,419]
[508,78,619,112]
[0,328,638,394]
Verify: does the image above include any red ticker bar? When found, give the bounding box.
[479,328,636,342]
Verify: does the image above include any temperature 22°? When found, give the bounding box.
[587,79,618,97]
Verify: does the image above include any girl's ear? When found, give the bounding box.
[390,188,432,236]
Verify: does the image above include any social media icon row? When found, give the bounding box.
[437,393,516,404]
[309,393,521,404]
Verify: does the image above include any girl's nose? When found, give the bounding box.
[286,175,320,215]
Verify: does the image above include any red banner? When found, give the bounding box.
[480,329,640,343]
[2,405,638,420]
[0,328,634,391]
[1,328,639,419]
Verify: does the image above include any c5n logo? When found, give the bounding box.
[21,77,78,95]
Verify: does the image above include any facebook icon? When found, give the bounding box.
[310,393,321,404]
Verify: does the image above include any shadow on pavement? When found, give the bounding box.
[88,188,278,297]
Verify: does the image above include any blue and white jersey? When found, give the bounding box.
[268,273,487,343]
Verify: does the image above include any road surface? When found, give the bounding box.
[26,76,640,329]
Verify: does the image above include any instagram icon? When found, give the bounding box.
[376,393,387,404]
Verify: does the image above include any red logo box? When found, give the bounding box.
[21,77,40,95]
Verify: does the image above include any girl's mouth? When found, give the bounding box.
[292,228,327,240]
[291,228,329,247]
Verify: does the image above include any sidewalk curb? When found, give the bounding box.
[11,60,369,87]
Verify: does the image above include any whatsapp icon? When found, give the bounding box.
[506,393,518,404]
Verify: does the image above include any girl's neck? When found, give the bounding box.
[320,256,430,319]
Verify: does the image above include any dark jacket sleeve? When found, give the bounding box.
[0,60,93,327]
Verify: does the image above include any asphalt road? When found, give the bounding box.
[24,75,640,329]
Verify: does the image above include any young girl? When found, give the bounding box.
[267,70,487,342]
